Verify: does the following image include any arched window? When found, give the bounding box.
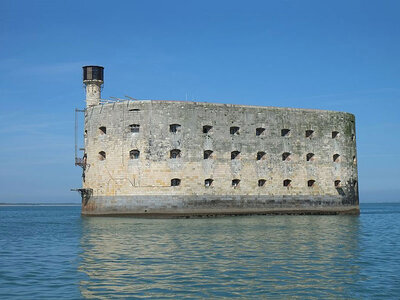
[305,130,314,138]
[333,154,340,163]
[232,179,240,188]
[204,150,213,159]
[281,129,290,137]
[334,180,341,188]
[170,149,181,159]
[98,151,106,161]
[99,126,106,135]
[170,124,181,133]
[332,131,339,138]
[231,151,240,160]
[203,125,213,134]
[258,179,266,187]
[205,179,213,187]
[171,178,181,186]
[230,126,240,135]
[129,149,140,159]
[283,179,291,187]
[282,152,291,161]
[257,151,266,160]
[306,153,314,161]
[308,180,315,187]
[129,124,140,133]
[353,156,357,165]
[256,127,265,136]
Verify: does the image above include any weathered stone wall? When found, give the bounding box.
[81,100,358,215]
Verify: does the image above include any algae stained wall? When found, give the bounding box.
[82,100,358,206]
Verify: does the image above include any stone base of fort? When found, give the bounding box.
[81,195,360,217]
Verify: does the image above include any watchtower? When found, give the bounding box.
[83,66,104,107]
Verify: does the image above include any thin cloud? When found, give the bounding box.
[0,60,86,77]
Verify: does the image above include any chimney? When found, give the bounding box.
[83,66,104,107]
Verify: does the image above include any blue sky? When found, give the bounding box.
[1,0,399,203]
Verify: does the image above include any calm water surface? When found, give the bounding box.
[0,203,399,299]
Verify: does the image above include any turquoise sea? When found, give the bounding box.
[0,203,399,299]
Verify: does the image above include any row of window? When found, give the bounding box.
[97,125,354,140]
[97,150,356,164]
[170,178,346,188]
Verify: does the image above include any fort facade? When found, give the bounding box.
[77,66,359,216]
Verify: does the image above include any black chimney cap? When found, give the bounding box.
[83,66,104,82]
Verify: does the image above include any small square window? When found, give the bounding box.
[281,129,290,137]
[205,179,213,187]
[256,128,265,136]
[99,126,106,135]
[170,124,181,133]
[231,151,240,160]
[230,126,240,135]
[203,125,213,134]
[171,178,181,186]
[130,124,140,133]
[232,179,240,188]
[305,130,314,138]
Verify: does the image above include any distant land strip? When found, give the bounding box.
[0,203,81,206]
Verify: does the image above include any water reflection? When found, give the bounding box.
[79,215,361,298]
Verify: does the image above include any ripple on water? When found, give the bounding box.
[0,204,399,298]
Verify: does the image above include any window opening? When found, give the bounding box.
[129,149,140,159]
[98,151,106,161]
[283,179,291,187]
[282,152,291,161]
[257,151,266,160]
[170,149,181,159]
[230,126,240,135]
[99,126,106,135]
[205,179,213,187]
[258,179,266,187]
[232,179,240,188]
[130,124,140,133]
[170,124,181,133]
[334,180,341,188]
[171,178,181,186]
[333,154,340,163]
[306,153,314,161]
[281,129,290,137]
[204,150,213,159]
[308,180,315,187]
[305,130,314,138]
[231,151,240,160]
[203,125,213,134]
[256,128,265,136]
[332,131,339,138]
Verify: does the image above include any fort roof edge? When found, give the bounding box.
[96,99,355,117]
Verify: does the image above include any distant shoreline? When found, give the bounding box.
[1,202,399,206]
[0,203,81,206]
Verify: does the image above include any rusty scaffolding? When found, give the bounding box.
[74,108,86,168]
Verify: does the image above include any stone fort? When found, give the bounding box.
[76,66,359,216]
